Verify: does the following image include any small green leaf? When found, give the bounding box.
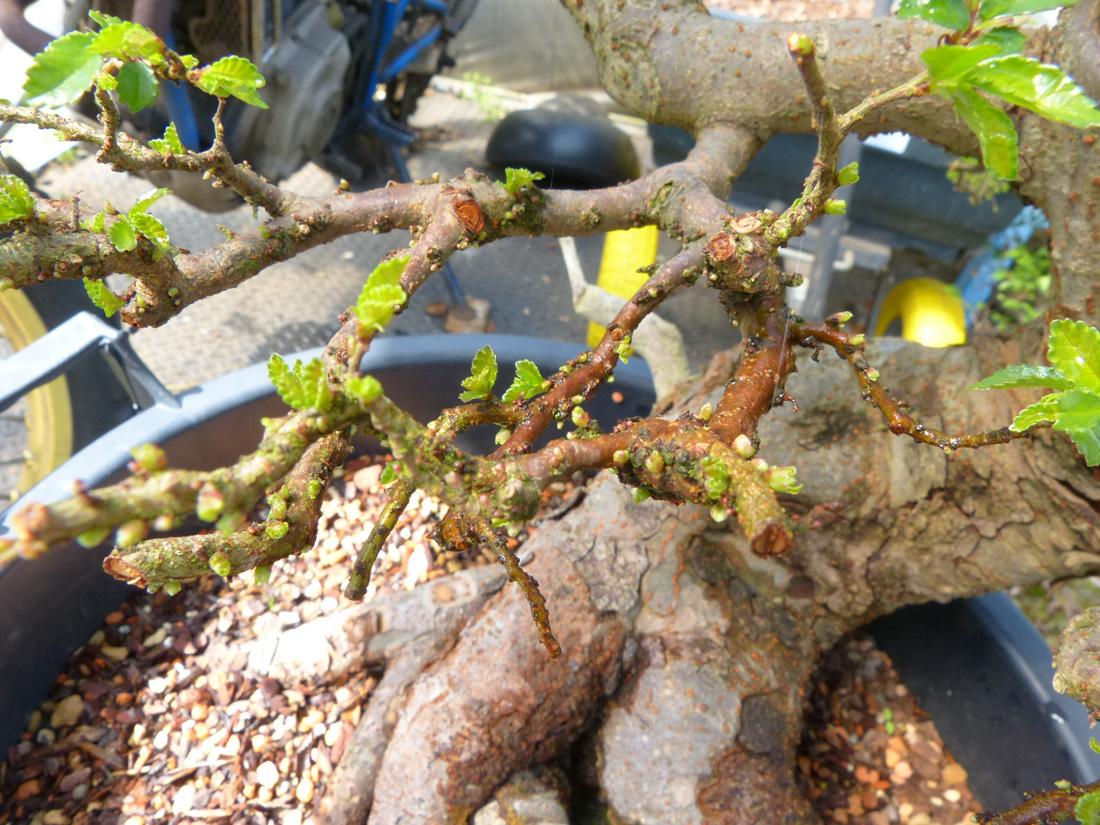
[922,44,1001,86]
[116,61,158,112]
[947,86,1019,180]
[129,212,171,258]
[836,162,860,186]
[130,187,170,215]
[108,214,137,251]
[0,174,36,224]
[267,354,332,411]
[768,465,804,495]
[193,55,268,108]
[897,0,971,31]
[972,27,1027,56]
[354,255,409,338]
[979,0,1079,20]
[149,122,185,155]
[87,10,125,29]
[1052,389,1100,464]
[502,167,546,196]
[83,278,124,317]
[23,30,102,107]
[379,463,398,485]
[1010,393,1060,431]
[502,359,550,403]
[460,345,499,402]
[1077,788,1100,825]
[1090,736,1100,755]
[968,364,1073,390]
[965,55,1100,129]
[1055,779,1072,790]
[208,551,232,577]
[91,20,164,62]
[1048,319,1100,391]
[699,456,729,499]
[82,211,106,233]
[346,374,383,404]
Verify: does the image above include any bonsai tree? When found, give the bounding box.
[3,1,1100,822]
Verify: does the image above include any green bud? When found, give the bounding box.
[495,428,512,446]
[824,199,847,216]
[700,456,729,499]
[767,465,803,495]
[751,457,769,473]
[825,311,853,328]
[710,506,730,523]
[259,225,272,238]
[645,452,665,475]
[699,402,714,422]
[266,521,290,540]
[153,513,176,532]
[734,434,756,459]
[613,449,630,466]
[0,278,14,292]
[131,443,167,472]
[632,488,652,503]
[254,564,272,585]
[163,580,182,596]
[836,162,860,187]
[306,478,323,499]
[216,510,247,536]
[787,32,815,56]
[209,551,232,577]
[196,489,225,522]
[571,395,585,406]
[267,496,288,521]
[849,333,866,347]
[76,527,112,548]
[116,519,148,549]
[571,406,590,428]
[866,367,880,382]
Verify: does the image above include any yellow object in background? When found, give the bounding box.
[587,225,661,347]
[875,277,967,348]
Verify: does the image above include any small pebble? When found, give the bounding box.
[51,694,85,728]
[944,788,961,803]
[257,760,280,789]
[153,729,170,750]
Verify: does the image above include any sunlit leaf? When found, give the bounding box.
[23,30,102,107]
[1010,395,1059,431]
[502,167,546,196]
[116,61,158,112]
[1053,389,1100,465]
[460,345,499,402]
[972,27,1027,55]
[83,278,124,317]
[108,214,137,251]
[966,55,1100,129]
[91,20,164,62]
[354,255,409,338]
[149,122,185,155]
[267,354,332,411]
[0,175,36,224]
[130,187,170,214]
[922,44,1001,86]
[897,0,971,31]
[129,212,171,259]
[1048,319,1100,392]
[193,56,268,108]
[968,364,1072,390]
[502,359,550,403]
[947,86,1019,180]
[346,375,383,404]
[1076,790,1100,825]
[979,0,1079,20]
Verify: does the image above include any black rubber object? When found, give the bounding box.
[486,108,640,190]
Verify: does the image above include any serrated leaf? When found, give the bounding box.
[922,44,1001,86]
[116,61,158,112]
[82,211,106,233]
[979,0,1079,20]
[1053,389,1100,465]
[354,255,409,337]
[0,174,35,224]
[1010,394,1060,431]
[88,10,124,29]
[23,30,102,107]
[460,345,499,401]
[91,20,164,62]
[973,27,1027,55]
[193,56,268,108]
[108,214,137,251]
[131,187,170,214]
[178,53,199,70]
[897,0,971,31]
[267,354,331,411]
[129,212,171,258]
[502,167,546,196]
[965,55,1100,129]
[83,277,124,317]
[502,359,549,403]
[346,374,383,404]
[968,364,1072,390]
[149,122,185,155]
[948,86,1019,180]
[1048,319,1100,391]
[1077,790,1100,825]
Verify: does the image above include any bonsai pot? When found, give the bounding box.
[1,333,1095,812]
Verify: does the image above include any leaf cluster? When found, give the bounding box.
[267,355,333,412]
[459,346,551,403]
[970,320,1100,464]
[904,0,1100,180]
[354,256,410,339]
